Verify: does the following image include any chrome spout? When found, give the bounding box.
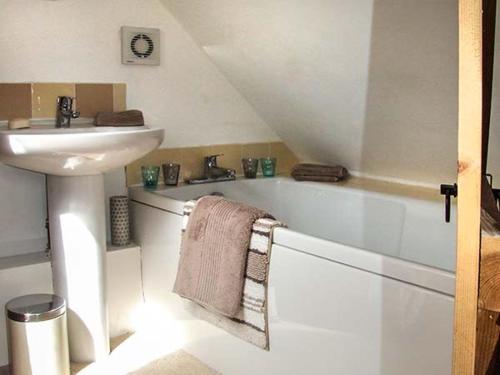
[55,96,80,128]
[186,154,236,184]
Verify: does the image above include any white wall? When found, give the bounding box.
[0,0,277,148]
[0,165,47,257]
[163,0,461,185]
[0,247,143,366]
[0,0,279,256]
[0,260,52,367]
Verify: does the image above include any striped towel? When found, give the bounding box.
[181,200,285,350]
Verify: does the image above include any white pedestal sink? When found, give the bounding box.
[0,124,164,362]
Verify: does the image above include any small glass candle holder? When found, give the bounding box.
[162,163,181,186]
[242,158,259,179]
[260,157,277,177]
[141,165,160,189]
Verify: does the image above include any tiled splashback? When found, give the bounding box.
[0,83,299,186]
[0,83,126,120]
[126,142,299,186]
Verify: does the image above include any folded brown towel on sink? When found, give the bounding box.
[173,195,273,318]
[94,110,144,127]
[291,163,349,182]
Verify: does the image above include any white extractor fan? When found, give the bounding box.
[121,26,160,65]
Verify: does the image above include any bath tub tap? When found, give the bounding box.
[186,154,236,184]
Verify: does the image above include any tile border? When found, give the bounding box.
[0,82,127,121]
[125,141,299,186]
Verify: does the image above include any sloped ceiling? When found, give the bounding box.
[162,0,459,184]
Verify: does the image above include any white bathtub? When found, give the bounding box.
[130,177,455,375]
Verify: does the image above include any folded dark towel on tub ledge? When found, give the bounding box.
[291,163,349,182]
[174,196,285,349]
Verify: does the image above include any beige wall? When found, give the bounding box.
[0,0,278,147]
[163,0,462,185]
[488,4,500,178]
[0,0,279,257]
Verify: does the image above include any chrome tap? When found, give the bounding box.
[55,96,80,128]
[204,154,236,179]
[186,154,236,184]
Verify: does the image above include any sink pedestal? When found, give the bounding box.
[0,124,164,362]
[47,174,110,363]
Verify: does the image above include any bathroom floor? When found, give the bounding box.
[0,333,219,375]
[70,333,220,375]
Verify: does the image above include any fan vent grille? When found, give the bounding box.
[121,26,160,65]
[130,34,154,58]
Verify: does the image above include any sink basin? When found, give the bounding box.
[0,124,164,176]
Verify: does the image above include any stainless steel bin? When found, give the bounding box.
[5,294,70,375]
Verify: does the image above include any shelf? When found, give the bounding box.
[0,242,140,271]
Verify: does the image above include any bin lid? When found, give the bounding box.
[6,294,66,322]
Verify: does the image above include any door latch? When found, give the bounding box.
[440,183,457,223]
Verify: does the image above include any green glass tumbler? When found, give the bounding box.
[260,157,277,177]
[141,165,160,189]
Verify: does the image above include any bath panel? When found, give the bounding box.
[129,177,456,374]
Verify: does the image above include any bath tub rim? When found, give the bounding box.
[129,178,455,296]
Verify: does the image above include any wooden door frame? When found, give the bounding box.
[454,0,499,373]
[454,1,483,371]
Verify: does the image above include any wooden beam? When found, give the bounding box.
[477,206,500,374]
[479,236,500,312]
[475,310,500,374]
[475,1,499,373]
[453,0,483,373]
[475,236,500,373]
